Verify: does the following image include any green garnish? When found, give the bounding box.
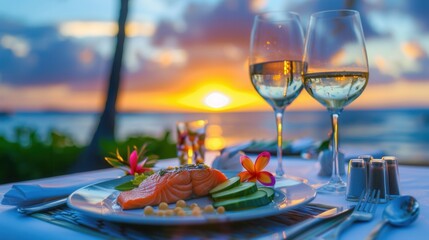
[115,181,137,191]
[115,171,154,191]
[159,169,167,176]
[132,170,154,185]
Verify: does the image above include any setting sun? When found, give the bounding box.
[177,83,262,112]
[204,92,230,109]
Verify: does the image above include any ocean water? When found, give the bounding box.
[0,109,428,165]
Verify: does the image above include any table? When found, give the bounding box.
[0,157,428,239]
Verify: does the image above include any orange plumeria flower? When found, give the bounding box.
[238,151,276,186]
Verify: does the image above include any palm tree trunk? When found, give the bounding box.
[70,0,129,172]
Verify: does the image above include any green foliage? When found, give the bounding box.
[0,127,82,184]
[0,127,176,184]
[101,131,176,162]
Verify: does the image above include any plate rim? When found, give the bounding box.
[67,176,317,226]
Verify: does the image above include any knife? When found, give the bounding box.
[283,204,354,239]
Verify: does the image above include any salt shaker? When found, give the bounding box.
[346,159,367,201]
[382,156,401,199]
[368,159,388,203]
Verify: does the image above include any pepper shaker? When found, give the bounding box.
[358,155,373,186]
[382,156,401,199]
[346,159,367,201]
[368,159,388,203]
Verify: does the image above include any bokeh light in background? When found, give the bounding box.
[206,124,226,150]
[0,0,428,113]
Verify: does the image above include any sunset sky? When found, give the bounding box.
[1,0,428,113]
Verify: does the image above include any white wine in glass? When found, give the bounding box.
[250,60,303,109]
[304,72,368,110]
[303,10,369,193]
[249,12,305,180]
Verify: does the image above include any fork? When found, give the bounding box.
[321,189,380,239]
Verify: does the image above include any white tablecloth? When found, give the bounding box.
[0,157,428,240]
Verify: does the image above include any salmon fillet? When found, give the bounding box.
[117,164,227,210]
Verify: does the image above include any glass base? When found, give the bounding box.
[316,180,347,194]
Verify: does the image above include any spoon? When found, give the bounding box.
[366,195,420,240]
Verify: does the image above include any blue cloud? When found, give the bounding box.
[402,58,429,81]
[0,21,108,89]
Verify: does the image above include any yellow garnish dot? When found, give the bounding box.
[159,202,169,210]
[203,205,215,213]
[217,206,226,214]
[143,206,154,215]
[176,200,187,208]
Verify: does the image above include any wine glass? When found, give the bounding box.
[303,10,369,193]
[249,12,305,180]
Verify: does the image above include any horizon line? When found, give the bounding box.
[2,107,429,115]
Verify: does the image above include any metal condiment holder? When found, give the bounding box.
[368,159,388,203]
[346,159,367,201]
[382,156,401,199]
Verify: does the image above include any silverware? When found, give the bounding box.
[17,198,68,215]
[322,190,380,239]
[286,204,354,239]
[366,195,420,240]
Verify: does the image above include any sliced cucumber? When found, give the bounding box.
[211,182,257,202]
[213,190,270,210]
[209,176,241,195]
[258,187,275,201]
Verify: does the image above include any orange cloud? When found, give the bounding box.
[58,21,156,38]
[401,41,425,60]
[0,84,103,111]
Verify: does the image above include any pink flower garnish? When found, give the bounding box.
[128,150,152,175]
[104,145,157,175]
[238,151,276,186]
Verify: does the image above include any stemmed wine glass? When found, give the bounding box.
[303,10,369,193]
[249,12,305,180]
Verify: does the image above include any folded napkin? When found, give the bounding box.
[239,138,316,156]
[1,179,110,207]
[211,141,251,171]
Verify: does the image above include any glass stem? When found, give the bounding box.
[275,109,285,177]
[330,112,342,183]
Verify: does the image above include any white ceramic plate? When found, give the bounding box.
[68,174,316,225]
